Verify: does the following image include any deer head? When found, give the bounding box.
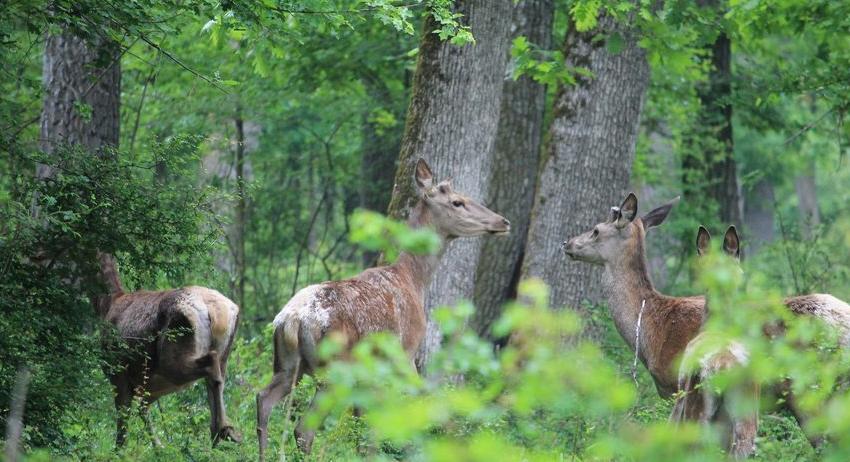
[696,225,740,260]
[560,192,678,265]
[414,158,510,239]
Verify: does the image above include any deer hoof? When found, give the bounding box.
[213,425,243,445]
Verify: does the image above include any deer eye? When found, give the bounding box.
[591,228,599,239]
[452,200,464,208]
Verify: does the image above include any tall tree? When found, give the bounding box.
[683,1,742,229]
[470,0,554,340]
[36,32,121,182]
[386,0,513,369]
[521,12,650,312]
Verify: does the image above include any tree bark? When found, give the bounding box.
[234,113,247,311]
[682,3,742,228]
[386,0,513,369]
[744,177,775,254]
[38,33,121,165]
[470,0,554,340]
[520,13,650,312]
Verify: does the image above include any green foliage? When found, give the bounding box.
[0,140,217,446]
[348,209,441,262]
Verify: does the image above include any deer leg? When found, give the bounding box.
[112,375,132,448]
[256,358,302,461]
[204,351,242,446]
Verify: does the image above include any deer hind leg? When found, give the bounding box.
[202,350,242,445]
[256,354,302,461]
[295,385,323,454]
[112,374,132,448]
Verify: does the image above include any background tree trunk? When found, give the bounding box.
[470,0,554,341]
[386,0,513,370]
[520,13,650,312]
[744,177,775,254]
[682,4,742,229]
[795,162,820,240]
[38,33,121,163]
[234,113,247,311]
[34,31,120,219]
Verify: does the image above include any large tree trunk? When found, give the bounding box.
[744,177,775,254]
[520,13,650,312]
[682,3,742,228]
[233,113,247,311]
[38,33,121,165]
[386,0,512,370]
[470,0,554,340]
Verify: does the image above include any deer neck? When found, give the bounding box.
[601,233,659,353]
[392,200,445,293]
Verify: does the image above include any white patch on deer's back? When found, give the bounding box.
[273,284,329,332]
[188,286,239,351]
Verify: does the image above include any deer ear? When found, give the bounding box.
[615,193,638,227]
[641,196,679,230]
[696,226,711,256]
[414,158,433,190]
[723,226,740,260]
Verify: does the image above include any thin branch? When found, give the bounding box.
[138,34,228,94]
[291,191,328,297]
[784,108,835,145]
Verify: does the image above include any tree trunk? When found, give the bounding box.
[682,4,742,229]
[386,0,513,370]
[470,0,554,340]
[38,33,121,169]
[234,113,247,311]
[520,13,650,312]
[744,177,775,254]
[795,162,820,240]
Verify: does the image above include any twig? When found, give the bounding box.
[784,108,835,145]
[774,206,801,294]
[4,367,32,462]
[138,35,228,94]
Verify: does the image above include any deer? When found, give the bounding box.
[671,226,758,459]
[94,252,242,447]
[255,158,510,459]
[678,225,850,452]
[561,192,703,397]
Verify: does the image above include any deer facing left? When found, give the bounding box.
[94,252,242,447]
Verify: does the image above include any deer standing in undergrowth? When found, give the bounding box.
[680,226,850,451]
[94,252,242,447]
[561,192,704,397]
[672,226,758,459]
[255,158,510,459]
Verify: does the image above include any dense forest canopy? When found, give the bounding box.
[2,0,850,460]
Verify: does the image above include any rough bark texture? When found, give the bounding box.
[386,0,512,369]
[520,14,650,311]
[38,33,121,170]
[683,4,742,229]
[470,0,554,340]
[744,177,775,254]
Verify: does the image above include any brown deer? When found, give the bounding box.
[671,226,758,459]
[680,226,850,451]
[561,192,703,397]
[255,158,510,459]
[95,252,242,447]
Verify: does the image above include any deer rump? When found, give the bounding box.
[103,286,239,396]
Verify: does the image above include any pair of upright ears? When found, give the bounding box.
[611,192,680,230]
[696,226,740,259]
